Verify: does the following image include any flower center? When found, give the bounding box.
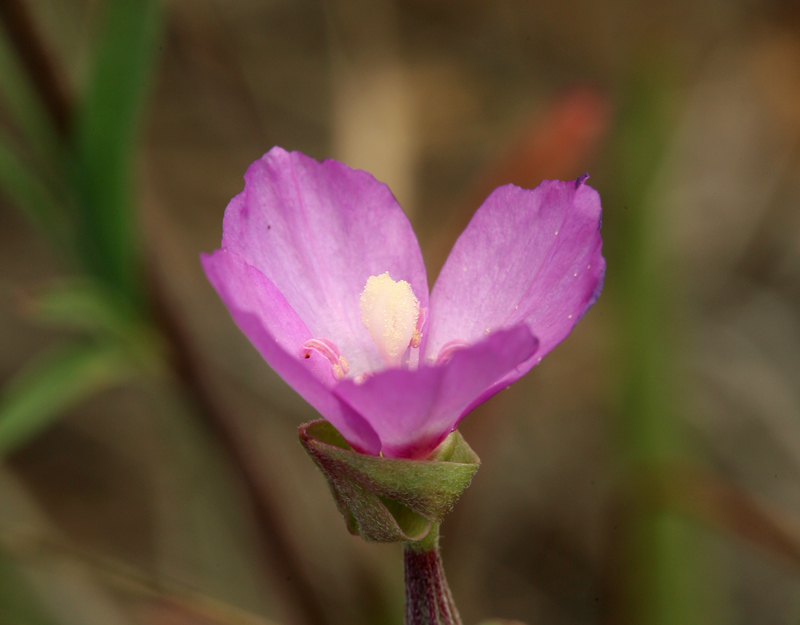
[359,272,420,368]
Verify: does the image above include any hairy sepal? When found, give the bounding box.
[299,419,480,542]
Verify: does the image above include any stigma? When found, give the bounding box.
[359,272,420,368]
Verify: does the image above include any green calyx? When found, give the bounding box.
[299,420,480,543]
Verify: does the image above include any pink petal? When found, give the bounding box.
[425,178,604,384]
[201,249,381,454]
[334,325,539,459]
[220,147,428,377]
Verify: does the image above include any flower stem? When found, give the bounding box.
[403,523,462,625]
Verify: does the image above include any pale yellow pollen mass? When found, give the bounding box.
[332,355,349,380]
[410,326,422,349]
[359,272,420,368]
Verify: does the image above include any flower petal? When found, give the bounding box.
[220,147,429,377]
[201,249,381,454]
[334,325,539,459]
[425,178,604,382]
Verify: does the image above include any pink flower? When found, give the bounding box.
[202,147,604,459]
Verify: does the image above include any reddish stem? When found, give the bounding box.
[404,525,462,625]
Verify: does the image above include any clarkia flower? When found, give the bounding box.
[202,147,604,459]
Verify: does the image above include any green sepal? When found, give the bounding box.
[299,420,480,543]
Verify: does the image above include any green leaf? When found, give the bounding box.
[23,279,136,334]
[299,420,480,542]
[21,280,168,374]
[71,0,163,300]
[0,341,138,457]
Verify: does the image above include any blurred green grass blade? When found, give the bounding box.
[0,18,61,168]
[615,65,683,462]
[24,279,136,335]
[72,0,163,301]
[21,279,169,373]
[609,53,724,625]
[0,132,71,250]
[0,552,59,625]
[0,341,137,457]
[615,69,692,625]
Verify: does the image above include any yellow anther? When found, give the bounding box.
[359,272,420,367]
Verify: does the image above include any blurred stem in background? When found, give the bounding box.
[608,53,720,625]
[609,48,800,619]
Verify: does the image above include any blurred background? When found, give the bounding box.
[1,0,800,623]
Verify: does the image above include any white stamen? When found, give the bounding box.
[435,340,469,366]
[302,338,349,380]
[359,272,420,367]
